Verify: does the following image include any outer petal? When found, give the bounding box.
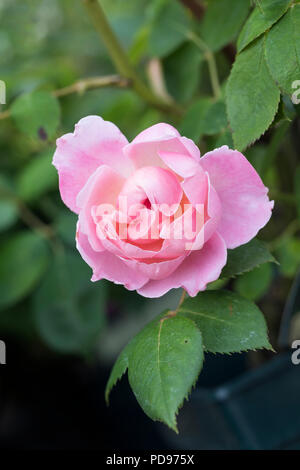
[53,116,131,213]
[137,232,227,298]
[200,146,274,249]
[121,255,185,281]
[77,165,125,252]
[76,225,148,290]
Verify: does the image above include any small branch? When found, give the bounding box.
[166,289,187,318]
[53,75,130,97]
[0,75,130,121]
[187,32,221,100]
[177,289,187,312]
[82,0,181,115]
[146,59,174,104]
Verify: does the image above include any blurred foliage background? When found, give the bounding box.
[0,0,300,374]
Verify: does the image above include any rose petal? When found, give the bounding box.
[119,166,183,216]
[124,123,201,171]
[200,146,274,248]
[77,165,125,252]
[76,225,148,290]
[137,231,227,298]
[121,255,185,281]
[53,116,131,213]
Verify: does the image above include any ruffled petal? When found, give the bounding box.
[200,146,274,248]
[76,225,148,290]
[137,232,227,298]
[53,116,131,213]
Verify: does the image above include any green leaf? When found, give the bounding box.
[105,340,136,404]
[180,98,227,141]
[34,251,107,354]
[128,313,203,431]
[178,290,272,353]
[221,238,277,279]
[200,0,250,52]
[148,0,190,58]
[164,42,203,103]
[0,231,49,310]
[237,0,292,52]
[265,5,300,98]
[234,263,273,301]
[0,199,18,232]
[11,91,60,140]
[17,148,57,202]
[226,37,280,150]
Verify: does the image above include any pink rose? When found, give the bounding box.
[53,116,273,298]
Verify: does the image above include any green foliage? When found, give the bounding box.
[226,37,280,150]
[276,237,300,277]
[106,312,204,431]
[180,98,227,141]
[106,288,272,428]
[200,0,250,52]
[221,238,277,279]
[1,0,298,432]
[164,42,203,103]
[265,5,300,98]
[237,0,292,52]
[11,91,60,140]
[17,148,57,202]
[0,231,49,310]
[0,199,18,232]
[148,0,190,58]
[234,263,273,301]
[33,251,107,354]
[178,290,272,353]
[105,343,132,404]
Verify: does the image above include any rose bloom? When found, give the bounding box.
[53,117,273,298]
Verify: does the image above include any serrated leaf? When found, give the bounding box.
[234,263,273,301]
[17,148,57,202]
[128,313,203,432]
[180,98,227,141]
[226,37,280,150]
[200,0,250,52]
[178,290,272,353]
[148,0,190,58]
[105,341,134,404]
[11,91,60,140]
[237,0,292,52]
[0,231,49,310]
[221,238,276,279]
[265,5,300,98]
